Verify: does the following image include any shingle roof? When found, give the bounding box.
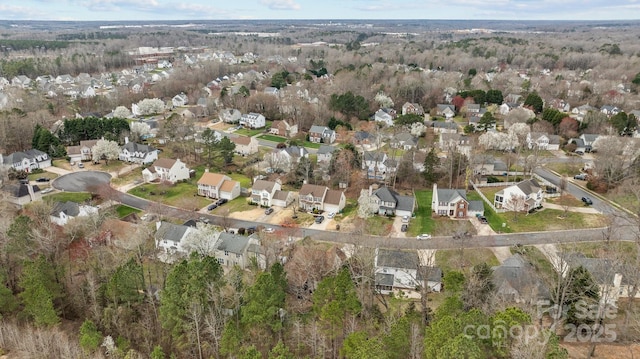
[317,145,336,155]
[123,142,155,153]
[515,179,540,196]
[299,184,327,198]
[198,172,226,186]
[324,190,343,205]
[3,183,40,197]
[153,158,177,169]
[273,190,291,201]
[155,221,190,243]
[51,201,80,217]
[377,248,419,270]
[437,189,467,204]
[217,232,254,254]
[220,180,238,192]
[373,187,398,204]
[231,135,251,146]
[396,195,416,212]
[492,254,550,300]
[251,179,277,192]
[468,200,484,213]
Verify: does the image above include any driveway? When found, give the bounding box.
[390,216,408,238]
[469,217,512,263]
[52,171,112,192]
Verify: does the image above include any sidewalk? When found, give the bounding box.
[542,202,600,214]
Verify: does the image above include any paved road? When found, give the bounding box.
[52,171,112,192]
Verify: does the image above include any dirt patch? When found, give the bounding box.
[271,207,295,224]
[562,342,640,359]
[229,207,263,221]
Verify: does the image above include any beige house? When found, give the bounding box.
[197,172,241,200]
[231,135,259,156]
[298,184,345,213]
[67,139,99,163]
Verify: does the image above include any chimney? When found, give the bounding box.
[205,168,209,173]
[369,185,373,196]
[125,136,129,144]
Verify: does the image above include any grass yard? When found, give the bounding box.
[46,192,93,204]
[28,172,57,181]
[116,205,140,218]
[111,170,144,187]
[545,162,583,177]
[435,248,499,274]
[365,216,394,236]
[258,134,287,143]
[128,181,210,209]
[477,186,507,202]
[505,209,605,232]
[559,241,637,262]
[408,190,436,236]
[302,141,321,149]
[545,195,584,208]
[212,196,253,214]
[511,245,556,281]
[227,172,252,188]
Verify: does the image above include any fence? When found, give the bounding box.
[470,181,506,213]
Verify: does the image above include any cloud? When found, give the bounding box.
[0,4,51,20]
[259,0,301,11]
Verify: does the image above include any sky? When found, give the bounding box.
[1,0,640,22]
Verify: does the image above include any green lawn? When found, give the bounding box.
[511,245,556,282]
[46,192,93,204]
[559,241,637,262]
[545,162,583,177]
[227,172,251,188]
[212,196,254,214]
[258,134,287,143]
[235,128,266,137]
[365,216,394,236]
[435,248,499,274]
[302,141,321,149]
[116,205,140,218]
[408,190,435,236]
[128,181,210,209]
[28,172,57,181]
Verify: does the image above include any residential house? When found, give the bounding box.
[526,132,561,151]
[155,221,197,254]
[230,135,259,156]
[171,92,188,107]
[369,186,416,217]
[220,108,242,123]
[505,93,522,104]
[402,102,424,116]
[119,140,158,164]
[272,189,295,208]
[142,158,190,183]
[568,133,599,153]
[250,179,281,207]
[50,201,99,226]
[432,121,459,134]
[67,139,99,163]
[11,75,31,89]
[466,104,481,116]
[473,157,508,176]
[264,86,280,96]
[431,183,468,218]
[492,255,550,303]
[215,232,264,270]
[270,120,298,137]
[390,133,418,150]
[375,248,442,295]
[309,125,336,144]
[240,112,266,129]
[571,104,598,121]
[317,145,337,163]
[197,172,241,200]
[1,183,42,207]
[362,151,397,180]
[600,105,621,117]
[298,184,345,213]
[373,108,395,126]
[436,104,455,119]
[0,149,52,172]
[439,133,472,157]
[494,179,543,212]
[352,131,374,146]
[265,146,309,172]
[563,253,626,306]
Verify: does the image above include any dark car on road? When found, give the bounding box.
[477,216,489,224]
[582,197,593,205]
[36,177,50,182]
[315,215,324,224]
[265,207,274,215]
[207,203,218,211]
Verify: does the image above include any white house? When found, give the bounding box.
[119,140,158,164]
[50,201,99,226]
[494,179,543,212]
[215,232,265,270]
[436,104,455,119]
[389,133,418,150]
[250,179,281,207]
[230,135,259,156]
[375,248,442,295]
[402,102,424,116]
[373,108,394,126]
[142,158,190,183]
[172,93,188,107]
[369,186,416,217]
[240,112,266,129]
[265,146,309,172]
[432,183,473,218]
[220,108,242,123]
[316,145,337,163]
[526,132,561,151]
[362,152,397,180]
[197,172,241,200]
[1,149,52,172]
[155,221,197,254]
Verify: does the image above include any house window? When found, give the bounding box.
[236,254,241,258]
[459,203,464,208]
[224,251,229,256]
[217,258,224,264]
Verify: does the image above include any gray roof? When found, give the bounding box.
[364,151,385,162]
[51,201,80,218]
[563,252,618,286]
[493,159,508,172]
[468,200,484,213]
[377,248,419,269]
[437,104,455,111]
[3,183,40,197]
[251,179,277,193]
[217,232,254,254]
[436,188,467,203]
[417,266,443,283]
[122,141,155,154]
[393,132,417,144]
[354,131,371,141]
[432,121,458,129]
[515,179,541,196]
[548,135,561,145]
[317,144,336,155]
[492,254,550,300]
[396,195,416,212]
[155,221,190,243]
[273,190,291,201]
[309,125,334,137]
[283,146,308,157]
[373,187,398,204]
[3,149,48,164]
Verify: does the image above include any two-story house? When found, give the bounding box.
[362,152,397,180]
[119,140,158,164]
[373,108,395,126]
[50,201,99,226]
[142,158,190,184]
[389,133,418,150]
[171,92,188,107]
[369,186,416,217]
[436,104,455,119]
[265,146,309,172]
[432,184,474,218]
[401,102,424,116]
[526,132,561,151]
[298,184,346,213]
[215,232,265,270]
[67,139,99,163]
[494,179,543,212]
[155,221,197,254]
[230,135,259,156]
[431,121,459,134]
[197,172,240,200]
[309,125,336,144]
[0,149,52,172]
[316,145,337,164]
[220,108,242,123]
[270,120,298,137]
[240,112,266,129]
[375,248,442,295]
[250,179,281,207]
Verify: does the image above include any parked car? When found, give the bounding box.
[416,233,432,240]
[218,198,228,204]
[582,197,593,205]
[402,215,410,223]
[264,227,275,233]
[41,188,54,194]
[207,203,218,211]
[36,177,50,182]
[78,163,85,168]
[327,212,336,219]
[401,224,408,232]
[315,215,325,224]
[265,207,274,215]
[247,226,257,235]
[574,173,587,180]
[477,216,489,224]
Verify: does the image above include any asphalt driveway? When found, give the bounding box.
[52,171,112,192]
